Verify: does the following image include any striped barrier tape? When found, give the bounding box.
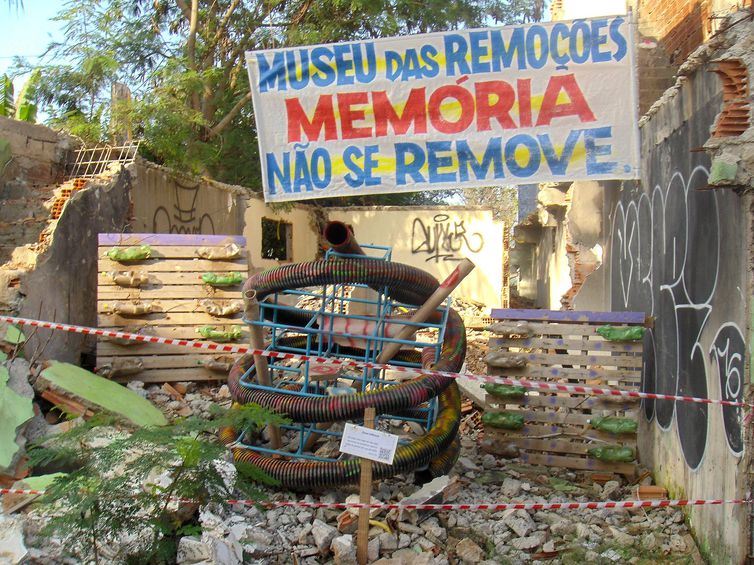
[0,315,750,410]
[0,488,748,511]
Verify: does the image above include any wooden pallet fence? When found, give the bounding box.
[96,233,249,383]
[482,309,649,476]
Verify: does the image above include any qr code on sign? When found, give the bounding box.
[378,448,392,461]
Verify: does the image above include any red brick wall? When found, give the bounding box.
[639,0,711,65]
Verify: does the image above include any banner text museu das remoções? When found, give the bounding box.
[246,16,640,202]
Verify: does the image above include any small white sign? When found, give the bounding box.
[339,423,399,465]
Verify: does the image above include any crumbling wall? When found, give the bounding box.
[20,170,132,363]
[510,13,754,561]
[130,159,245,236]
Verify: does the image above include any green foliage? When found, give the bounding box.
[0,74,13,117]
[27,404,286,564]
[17,0,543,197]
[14,68,40,123]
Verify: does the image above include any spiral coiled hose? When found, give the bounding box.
[221,249,465,489]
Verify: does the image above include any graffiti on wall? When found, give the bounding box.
[152,180,216,235]
[411,214,484,263]
[610,166,745,469]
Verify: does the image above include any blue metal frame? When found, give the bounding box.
[236,244,451,462]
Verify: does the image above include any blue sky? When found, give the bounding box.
[1,1,64,82]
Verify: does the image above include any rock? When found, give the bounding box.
[368,537,380,562]
[373,560,402,565]
[177,536,212,564]
[481,454,497,469]
[8,359,33,399]
[458,456,480,471]
[398,533,412,548]
[297,523,313,544]
[542,540,556,553]
[455,538,485,563]
[379,532,398,552]
[642,533,659,551]
[510,530,546,550]
[336,510,358,533]
[576,523,591,539]
[413,553,434,565]
[0,514,27,564]
[600,548,622,562]
[311,519,337,553]
[501,477,522,497]
[421,517,447,541]
[669,534,687,552]
[550,518,575,536]
[609,526,634,546]
[297,510,313,524]
[331,534,357,565]
[393,548,421,565]
[503,510,535,537]
[601,480,621,500]
[314,440,341,458]
[217,384,231,399]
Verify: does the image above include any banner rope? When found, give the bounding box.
[0,315,749,409]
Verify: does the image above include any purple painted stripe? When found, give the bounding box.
[489,309,647,324]
[98,233,247,246]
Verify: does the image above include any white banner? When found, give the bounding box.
[246,16,639,202]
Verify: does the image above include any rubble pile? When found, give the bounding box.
[2,324,705,564]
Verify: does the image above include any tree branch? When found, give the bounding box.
[208,92,251,138]
[186,0,200,112]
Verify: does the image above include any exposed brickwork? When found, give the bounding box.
[711,58,750,136]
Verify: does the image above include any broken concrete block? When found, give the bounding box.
[455,537,485,563]
[331,534,357,565]
[97,358,144,379]
[311,519,337,553]
[37,362,167,427]
[0,514,27,564]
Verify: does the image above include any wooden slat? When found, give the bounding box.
[486,365,642,384]
[98,244,246,260]
[488,337,643,352]
[97,353,239,370]
[113,367,226,383]
[98,298,243,314]
[490,308,647,325]
[97,341,240,356]
[98,286,242,299]
[504,352,643,368]
[493,320,631,337]
[485,394,640,411]
[98,233,247,246]
[505,436,635,457]
[517,451,636,476]
[96,325,249,340]
[97,312,244,326]
[485,423,630,444]
[99,258,247,272]
[484,407,595,426]
[97,234,248,383]
[98,271,244,286]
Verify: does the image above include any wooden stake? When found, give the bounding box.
[357,407,376,565]
[245,290,282,450]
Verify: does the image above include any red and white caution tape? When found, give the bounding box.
[0,488,749,511]
[1,315,750,410]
